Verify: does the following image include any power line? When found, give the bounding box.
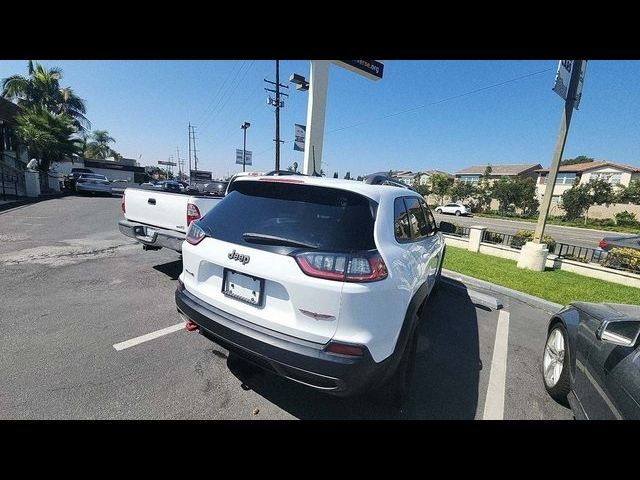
[326,67,555,135]
[195,61,245,126]
[199,61,251,133]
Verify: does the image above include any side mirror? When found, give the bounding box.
[597,320,640,347]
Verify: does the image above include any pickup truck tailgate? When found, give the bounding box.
[124,188,189,233]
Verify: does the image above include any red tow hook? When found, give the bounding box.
[185,320,199,332]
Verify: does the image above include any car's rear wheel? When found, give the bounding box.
[455,210,461,216]
[436,208,442,214]
[377,328,418,408]
[543,323,570,406]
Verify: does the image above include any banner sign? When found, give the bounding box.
[294,124,306,152]
[235,149,252,165]
[552,60,586,110]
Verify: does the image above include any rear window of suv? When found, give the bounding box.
[199,180,377,251]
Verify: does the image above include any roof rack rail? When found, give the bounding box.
[363,173,417,192]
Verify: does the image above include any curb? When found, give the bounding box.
[442,268,563,315]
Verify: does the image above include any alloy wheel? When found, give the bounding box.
[543,328,565,388]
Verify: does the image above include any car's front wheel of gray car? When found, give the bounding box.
[543,323,571,406]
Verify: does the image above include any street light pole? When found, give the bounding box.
[533,60,584,243]
[241,122,250,173]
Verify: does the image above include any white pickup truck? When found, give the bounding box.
[118,187,222,252]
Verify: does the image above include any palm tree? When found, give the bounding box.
[15,106,82,173]
[84,129,116,159]
[2,60,90,131]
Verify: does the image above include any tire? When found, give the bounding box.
[455,210,461,216]
[436,209,442,214]
[378,328,418,408]
[542,323,571,406]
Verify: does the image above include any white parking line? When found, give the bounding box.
[113,322,186,351]
[483,310,510,420]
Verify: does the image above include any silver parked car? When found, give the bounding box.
[75,173,113,196]
[543,302,640,419]
[434,202,472,216]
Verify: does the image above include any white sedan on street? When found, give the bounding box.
[75,173,113,196]
[434,202,472,216]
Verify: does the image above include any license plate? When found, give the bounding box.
[145,227,157,237]
[222,269,264,306]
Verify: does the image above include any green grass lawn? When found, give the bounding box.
[443,246,640,306]
[473,212,640,234]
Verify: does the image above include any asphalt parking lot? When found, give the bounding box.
[0,195,572,419]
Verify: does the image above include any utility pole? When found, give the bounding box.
[264,60,289,171]
[176,146,181,180]
[188,122,192,180]
[192,125,199,172]
[533,60,585,243]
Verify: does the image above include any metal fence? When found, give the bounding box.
[0,158,25,201]
[481,230,517,247]
[479,229,638,274]
[441,225,470,238]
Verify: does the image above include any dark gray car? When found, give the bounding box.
[543,302,640,419]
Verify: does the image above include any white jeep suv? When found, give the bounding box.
[175,175,446,405]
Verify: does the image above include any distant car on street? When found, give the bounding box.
[64,167,94,191]
[434,202,472,216]
[203,181,228,197]
[542,302,640,419]
[598,235,640,252]
[75,173,113,196]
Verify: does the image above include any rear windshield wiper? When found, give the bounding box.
[242,233,317,249]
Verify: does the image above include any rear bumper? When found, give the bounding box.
[77,183,112,193]
[175,284,388,396]
[118,219,185,252]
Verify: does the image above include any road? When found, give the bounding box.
[434,212,634,249]
[0,195,571,419]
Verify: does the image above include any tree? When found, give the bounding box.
[561,184,592,221]
[415,184,430,197]
[431,173,454,205]
[491,177,519,212]
[449,182,477,204]
[15,106,82,173]
[473,165,493,212]
[344,171,351,180]
[560,155,594,166]
[618,180,640,204]
[333,172,338,178]
[515,178,539,216]
[84,129,117,159]
[2,60,90,131]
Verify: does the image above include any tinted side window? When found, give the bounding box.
[405,197,429,240]
[420,199,437,234]
[394,198,411,242]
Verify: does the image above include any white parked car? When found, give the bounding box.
[434,202,471,216]
[176,175,446,406]
[75,173,113,196]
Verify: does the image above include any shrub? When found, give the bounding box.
[615,210,638,226]
[483,231,505,244]
[601,247,640,273]
[510,229,556,251]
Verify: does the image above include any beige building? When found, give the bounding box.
[414,170,453,186]
[454,163,541,185]
[535,161,640,203]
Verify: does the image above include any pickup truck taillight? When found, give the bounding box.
[121,192,126,214]
[186,203,201,226]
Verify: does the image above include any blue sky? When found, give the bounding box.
[2,60,639,178]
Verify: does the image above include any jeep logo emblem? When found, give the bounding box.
[228,249,250,265]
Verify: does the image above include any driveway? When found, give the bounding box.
[0,196,572,419]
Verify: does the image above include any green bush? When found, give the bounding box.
[510,229,556,251]
[601,247,640,272]
[615,210,639,226]
[483,231,505,244]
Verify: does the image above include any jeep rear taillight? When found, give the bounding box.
[186,203,201,226]
[294,251,388,282]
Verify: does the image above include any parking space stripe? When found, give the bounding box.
[483,310,510,420]
[113,323,186,351]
